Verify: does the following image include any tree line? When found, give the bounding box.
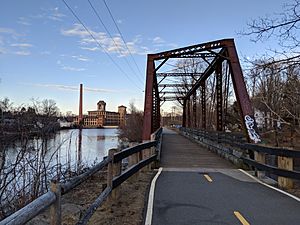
[0,98,60,139]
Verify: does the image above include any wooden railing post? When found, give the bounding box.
[50,181,61,225]
[128,143,139,181]
[113,149,121,199]
[150,133,156,170]
[254,151,265,178]
[107,149,114,190]
[278,156,293,189]
[107,148,121,201]
[141,142,150,172]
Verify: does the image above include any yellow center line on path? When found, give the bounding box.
[234,211,250,225]
[203,174,213,182]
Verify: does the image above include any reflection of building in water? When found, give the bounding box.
[77,129,82,172]
[74,100,127,128]
[97,136,105,141]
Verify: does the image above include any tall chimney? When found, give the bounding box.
[79,83,83,125]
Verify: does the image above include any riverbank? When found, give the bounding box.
[27,169,154,225]
[0,128,120,219]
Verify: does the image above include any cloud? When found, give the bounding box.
[30,7,66,22]
[22,83,118,93]
[61,24,148,56]
[71,55,90,62]
[62,66,86,72]
[0,27,17,35]
[17,17,31,26]
[80,46,100,51]
[60,54,90,62]
[152,36,165,44]
[11,43,33,48]
[14,51,31,56]
[48,7,66,21]
[40,51,51,55]
[62,24,178,56]
[61,23,98,37]
[0,27,30,55]
[10,43,32,56]
[167,43,178,48]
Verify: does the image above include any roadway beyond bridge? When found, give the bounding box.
[146,128,300,225]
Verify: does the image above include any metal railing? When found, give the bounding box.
[0,127,163,225]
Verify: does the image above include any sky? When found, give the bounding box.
[0,0,294,115]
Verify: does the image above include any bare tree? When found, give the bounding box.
[241,0,300,67]
[118,101,143,142]
[41,99,59,117]
[0,98,74,219]
[241,0,300,147]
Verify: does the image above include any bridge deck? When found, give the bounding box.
[148,128,300,225]
[160,129,234,169]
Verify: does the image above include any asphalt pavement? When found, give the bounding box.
[149,129,300,225]
[152,169,300,225]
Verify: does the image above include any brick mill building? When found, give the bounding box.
[75,100,127,128]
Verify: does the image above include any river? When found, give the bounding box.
[5,128,119,169]
[0,128,119,215]
[50,128,119,167]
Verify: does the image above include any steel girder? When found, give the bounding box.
[182,99,187,127]
[142,38,260,143]
[216,63,223,131]
[142,56,155,140]
[187,99,191,127]
[168,53,217,58]
[200,82,206,129]
[156,73,203,77]
[152,39,229,60]
[160,91,187,94]
[160,96,185,101]
[158,84,193,88]
[192,93,197,128]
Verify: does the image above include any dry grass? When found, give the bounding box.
[27,170,154,225]
[88,172,154,225]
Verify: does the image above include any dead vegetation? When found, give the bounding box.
[26,170,154,225]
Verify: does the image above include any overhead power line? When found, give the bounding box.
[87,0,144,85]
[102,0,144,80]
[61,0,143,91]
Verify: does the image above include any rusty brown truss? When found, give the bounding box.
[142,38,260,144]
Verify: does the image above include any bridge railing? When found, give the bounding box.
[180,127,300,189]
[0,127,163,225]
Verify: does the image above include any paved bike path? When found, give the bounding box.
[149,129,300,225]
[152,169,300,225]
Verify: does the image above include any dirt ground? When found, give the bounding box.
[284,180,300,198]
[27,170,155,225]
[87,172,154,225]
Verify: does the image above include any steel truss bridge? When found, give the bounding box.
[142,38,259,143]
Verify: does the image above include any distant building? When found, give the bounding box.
[162,114,182,127]
[74,100,127,128]
[57,119,74,128]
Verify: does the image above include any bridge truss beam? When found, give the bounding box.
[156,73,203,77]
[142,38,260,144]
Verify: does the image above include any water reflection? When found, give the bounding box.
[77,128,82,172]
[5,128,119,169]
[97,136,105,141]
[1,128,119,214]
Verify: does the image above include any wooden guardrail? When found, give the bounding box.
[180,127,300,189]
[0,127,163,225]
